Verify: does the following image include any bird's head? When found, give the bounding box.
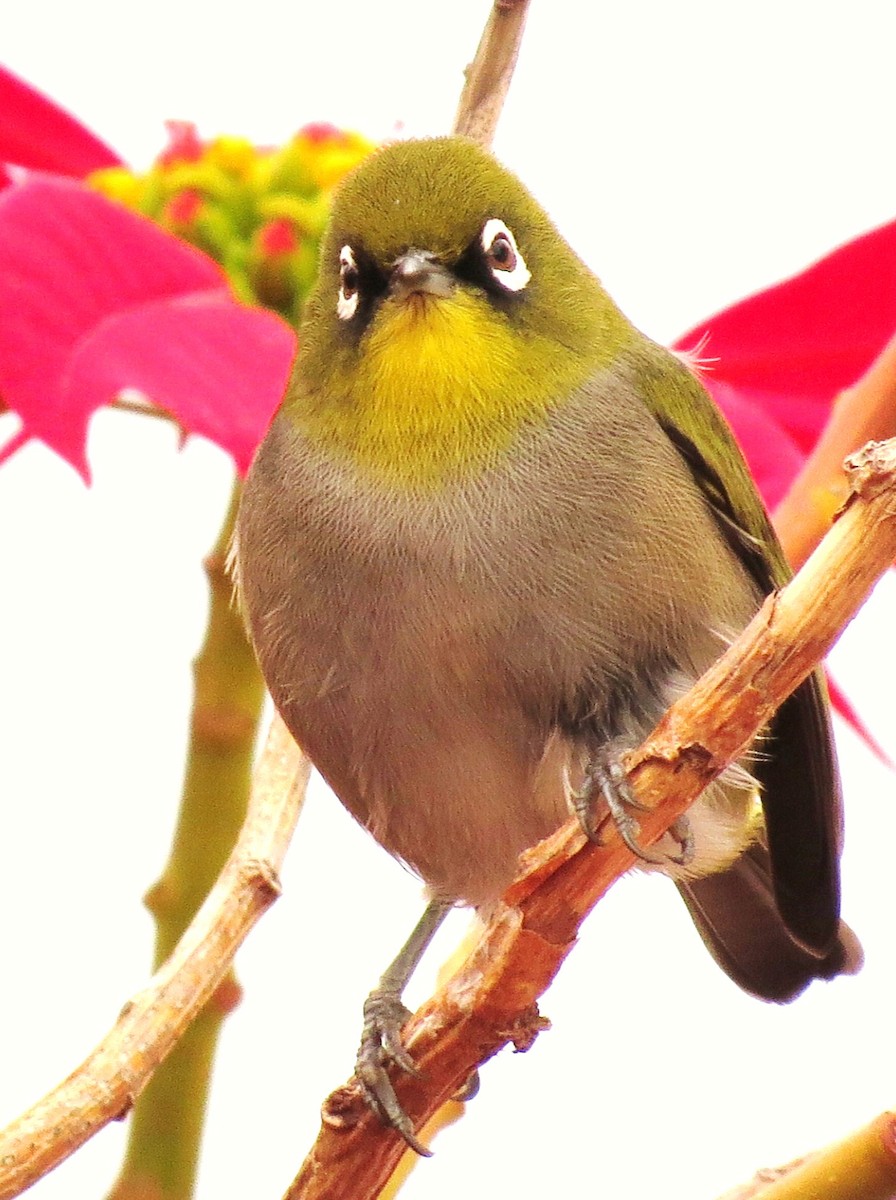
[289,137,631,487]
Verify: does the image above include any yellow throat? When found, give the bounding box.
[297,287,611,490]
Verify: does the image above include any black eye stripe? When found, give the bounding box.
[334,227,528,334]
[340,263,359,296]
[341,247,386,290]
[335,242,389,330]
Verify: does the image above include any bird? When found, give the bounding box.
[234,135,860,1152]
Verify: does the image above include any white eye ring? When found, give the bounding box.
[480,218,530,292]
[337,244,360,320]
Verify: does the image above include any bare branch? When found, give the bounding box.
[718,1112,896,1200]
[452,0,532,146]
[282,439,896,1200]
[0,715,310,1200]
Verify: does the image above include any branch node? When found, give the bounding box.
[239,857,282,902]
[321,1084,367,1131]
[628,740,715,785]
[677,741,716,776]
[844,438,896,505]
[499,1003,550,1054]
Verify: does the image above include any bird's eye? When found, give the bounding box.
[480,218,530,292]
[337,245,360,320]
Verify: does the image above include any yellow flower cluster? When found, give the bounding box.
[89,122,375,324]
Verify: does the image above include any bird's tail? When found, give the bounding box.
[677,840,863,1003]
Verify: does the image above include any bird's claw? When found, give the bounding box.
[355,988,432,1157]
[575,750,694,868]
[667,814,695,866]
[452,1068,481,1102]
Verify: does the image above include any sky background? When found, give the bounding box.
[2,2,895,1198]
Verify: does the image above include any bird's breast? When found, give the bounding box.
[237,369,759,902]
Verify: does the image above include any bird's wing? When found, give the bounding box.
[630,341,842,956]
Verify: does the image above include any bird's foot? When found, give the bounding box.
[355,987,431,1156]
[574,749,694,867]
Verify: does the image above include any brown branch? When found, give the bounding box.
[718,1112,896,1200]
[0,714,310,1200]
[283,438,896,1200]
[774,331,896,568]
[452,0,532,147]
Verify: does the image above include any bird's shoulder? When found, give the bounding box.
[610,338,791,593]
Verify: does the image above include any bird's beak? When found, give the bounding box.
[389,250,455,301]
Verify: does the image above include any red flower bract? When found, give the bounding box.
[0,66,121,178]
[673,218,896,509]
[0,64,299,475]
[672,218,896,757]
[0,177,293,477]
[0,176,295,477]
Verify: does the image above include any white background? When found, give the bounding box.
[2,2,895,1198]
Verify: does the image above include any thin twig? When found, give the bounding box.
[0,715,310,1200]
[452,0,532,146]
[282,439,896,1200]
[717,1112,896,1200]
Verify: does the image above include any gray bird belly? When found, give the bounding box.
[237,380,760,903]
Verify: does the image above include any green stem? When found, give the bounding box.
[107,480,265,1200]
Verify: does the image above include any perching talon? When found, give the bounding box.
[355,987,431,1157]
[352,898,451,1156]
[577,750,695,868]
[451,1068,481,1103]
